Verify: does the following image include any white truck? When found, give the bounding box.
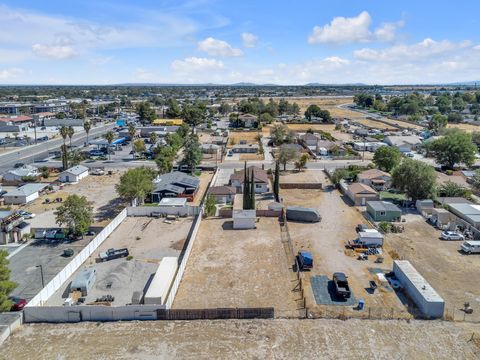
[460,241,480,255]
[347,229,384,249]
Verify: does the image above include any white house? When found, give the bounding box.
[3,165,39,182]
[3,183,49,204]
[229,166,269,194]
[384,135,422,153]
[59,165,89,183]
[208,186,236,204]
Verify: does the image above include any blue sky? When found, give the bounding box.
[0,0,479,85]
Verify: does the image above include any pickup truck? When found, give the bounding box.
[297,251,313,271]
[99,248,129,262]
[333,272,351,299]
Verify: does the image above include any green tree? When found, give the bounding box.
[304,105,331,122]
[54,194,94,236]
[447,113,463,123]
[218,102,232,115]
[392,159,436,201]
[182,102,207,130]
[104,131,114,161]
[437,181,471,198]
[430,129,477,168]
[136,102,156,123]
[273,160,280,202]
[250,171,255,209]
[294,153,309,171]
[155,146,175,174]
[83,121,92,145]
[270,124,288,146]
[470,169,480,190]
[133,139,146,156]
[259,112,274,124]
[0,250,16,312]
[428,113,447,132]
[165,98,182,118]
[60,125,69,169]
[181,135,202,174]
[116,167,155,204]
[149,131,158,145]
[243,162,249,209]
[373,146,402,172]
[278,146,299,170]
[204,194,217,217]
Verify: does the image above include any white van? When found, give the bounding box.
[460,241,480,254]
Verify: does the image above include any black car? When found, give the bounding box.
[333,272,351,299]
[14,163,24,168]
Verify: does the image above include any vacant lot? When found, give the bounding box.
[279,169,329,184]
[448,123,480,132]
[386,213,480,322]
[227,131,261,147]
[281,174,405,317]
[355,118,398,130]
[173,218,298,312]
[47,216,192,306]
[2,319,479,359]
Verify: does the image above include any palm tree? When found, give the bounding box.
[67,126,74,148]
[128,124,136,158]
[59,126,69,170]
[59,126,68,147]
[104,131,114,161]
[83,121,92,146]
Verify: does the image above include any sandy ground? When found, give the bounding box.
[373,117,424,130]
[239,153,264,161]
[356,118,398,130]
[173,218,298,313]
[279,169,329,184]
[386,213,480,322]
[227,131,261,147]
[192,172,213,206]
[1,319,479,359]
[281,174,406,316]
[46,216,192,306]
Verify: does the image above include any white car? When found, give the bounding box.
[441,231,464,241]
[18,210,35,219]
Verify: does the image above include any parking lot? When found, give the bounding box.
[281,174,406,317]
[386,213,480,321]
[173,218,298,313]
[9,233,99,301]
[47,216,193,306]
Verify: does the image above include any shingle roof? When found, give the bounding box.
[153,171,200,193]
[367,201,401,212]
[209,186,236,195]
[348,183,378,195]
[358,169,391,180]
[230,166,269,184]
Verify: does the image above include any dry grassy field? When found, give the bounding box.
[447,123,480,132]
[227,131,261,147]
[355,118,398,130]
[2,319,479,359]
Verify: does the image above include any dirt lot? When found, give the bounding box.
[192,171,213,206]
[355,118,398,130]
[280,174,406,317]
[375,116,424,130]
[279,170,329,184]
[386,213,480,321]
[227,131,261,147]
[2,319,479,359]
[173,218,298,313]
[47,216,192,306]
[239,153,264,161]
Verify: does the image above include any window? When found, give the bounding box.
[380,211,386,216]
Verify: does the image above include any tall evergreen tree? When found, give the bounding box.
[274,161,280,202]
[250,171,255,210]
[243,162,248,209]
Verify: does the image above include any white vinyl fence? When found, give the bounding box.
[127,205,200,217]
[26,209,127,307]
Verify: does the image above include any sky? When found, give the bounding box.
[0,0,479,85]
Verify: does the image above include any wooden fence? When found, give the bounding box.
[279,183,323,189]
[157,307,274,320]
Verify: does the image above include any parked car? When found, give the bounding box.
[14,163,24,168]
[99,248,129,262]
[89,150,104,157]
[90,168,105,176]
[9,296,26,311]
[460,241,480,254]
[441,231,465,241]
[297,251,313,270]
[406,152,415,158]
[333,272,351,299]
[85,230,96,236]
[17,210,35,219]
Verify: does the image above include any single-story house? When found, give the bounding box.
[3,165,39,182]
[208,186,236,204]
[231,144,259,153]
[230,166,269,194]
[212,136,228,145]
[435,197,472,206]
[3,183,49,205]
[233,209,256,229]
[238,114,258,128]
[353,142,387,152]
[58,165,89,183]
[383,135,422,153]
[0,211,31,244]
[151,171,200,202]
[200,143,220,154]
[299,133,319,147]
[367,201,402,222]
[316,140,346,156]
[357,169,392,190]
[346,183,379,206]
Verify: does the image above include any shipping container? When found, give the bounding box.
[144,257,178,305]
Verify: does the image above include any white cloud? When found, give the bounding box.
[171,57,224,72]
[197,37,243,57]
[241,32,258,48]
[32,44,77,59]
[0,67,24,80]
[308,11,403,44]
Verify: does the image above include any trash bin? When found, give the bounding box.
[357,298,365,311]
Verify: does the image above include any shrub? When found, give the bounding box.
[126,255,133,261]
[379,222,392,233]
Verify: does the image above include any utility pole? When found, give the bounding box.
[33,114,39,145]
[36,264,45,288]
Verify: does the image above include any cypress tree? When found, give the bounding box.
[274,160,280,202]
[250,171,255,209]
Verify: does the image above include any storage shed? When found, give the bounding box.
[3,183,48,205]
[70,268,96,296]
[232,209,256,229]
[431,208,452,226]
[393,260,444,318]
[367,201,401,222]
[59,165,89,183]
[144,257,178,305]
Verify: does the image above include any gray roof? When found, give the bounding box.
[5,183,48,197]
[71,268,96,289]
[153,171,200,194]
[7,165,38,177]
[367,201,401,212]
[62,165,89,176]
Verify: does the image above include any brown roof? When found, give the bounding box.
[348,183,378,195]
[357,169,391,180]
[230,166,269,184]
[208,186,236,195]
[0,115,33,123]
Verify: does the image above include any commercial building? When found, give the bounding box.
[393,260,445,319]
[367,201,402,222]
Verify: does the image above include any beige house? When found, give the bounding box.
[357,169,392,190]
[346,183,379,206]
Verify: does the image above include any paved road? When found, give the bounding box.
[0,123,115,174]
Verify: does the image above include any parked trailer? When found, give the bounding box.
[393,260,444,319]
[286,206,321,223]
[144,257,178,305]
